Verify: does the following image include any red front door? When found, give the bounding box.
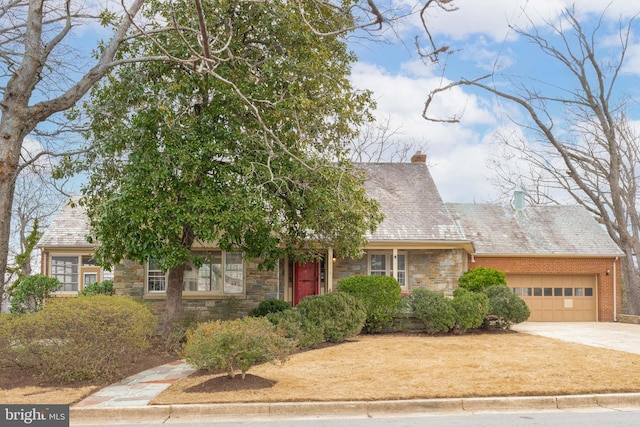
[294,261,319,305]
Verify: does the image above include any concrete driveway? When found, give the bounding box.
[512,322,640,355]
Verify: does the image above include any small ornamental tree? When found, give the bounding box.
[338,275,402,333]
[184,317,294,379]
[9,274,62,314]
[410,288,456,334]
[458,267,507,293]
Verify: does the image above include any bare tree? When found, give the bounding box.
[0,0,148,300]
[351,116,429,163]
[424,6,640,314]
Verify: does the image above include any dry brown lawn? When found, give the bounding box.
[153,333,640,405]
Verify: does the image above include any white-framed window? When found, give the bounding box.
[147,258,166,292]
[84,273,98,287]
[368,251,407,287]
[51,255,79,291]
[147,251,245,295]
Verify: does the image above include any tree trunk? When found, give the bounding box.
[162,264,187,339]
[622,254,640,315]
[0,130,24,300]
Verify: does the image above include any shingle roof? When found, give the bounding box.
[37,197,93,249]
[447,203,623,256]
[361,163,466,242]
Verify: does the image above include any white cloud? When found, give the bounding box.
[350,61,502,202]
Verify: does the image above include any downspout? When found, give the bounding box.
[614,257,618,322]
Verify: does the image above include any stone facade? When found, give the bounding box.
[332,249,467,295]
[112,258,282,321]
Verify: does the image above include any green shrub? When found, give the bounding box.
[78,280,114,296]
[484,285,530,329]
[458,267,507,293]
[266,308,325,349]
[3,296,156,382]
[184,317,295,379]
[296,292,366,343]
[250,299,292,317]
[409,288,456,334]
[338,275,402,333]
[9,274,62,314]
[0,314,16,367]
[451,288,489,333]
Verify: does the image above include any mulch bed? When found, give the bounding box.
[0,342,177,391]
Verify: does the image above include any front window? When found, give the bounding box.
[147,258,166,292]
[148,251,244,295]
[51,256,79,291]
[368,252,406,287]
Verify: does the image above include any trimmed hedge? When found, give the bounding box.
[485,285,530,329]
[410,288,456,334]
[296,292,366,343]
[338,275,402,333]
[78,280,114,296]
[250,299,292,317]
[2,296,156,382]
[266,308,325,349]
[451,288,489,333]
[458,267,507,293]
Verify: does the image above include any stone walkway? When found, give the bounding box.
[74,360,195,407]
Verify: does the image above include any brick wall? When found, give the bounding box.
[469,256,622,322]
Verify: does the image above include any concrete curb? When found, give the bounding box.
[70,393,640,424]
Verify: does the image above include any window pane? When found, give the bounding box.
[544,288,552,296]
[564,288,573,297]
[575,288,583,297]
[183,262,199,291]
[396,254,406,287]
[224,252,244,294]
[585,288,593,297]
[523,287,532,296]
[148,258,166,292]
[202,252,222,292]
[51,256,79,291]
[84,273,98,287]
[554,288,563,296]
[512,287,522,296]
[533,287,542,296]
[370,254,386,275]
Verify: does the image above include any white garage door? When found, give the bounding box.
[506,274,597,321]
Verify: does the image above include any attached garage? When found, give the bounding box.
[448,203,624,322]
[506,274,597,321]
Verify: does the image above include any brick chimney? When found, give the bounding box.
[411,151,427,163]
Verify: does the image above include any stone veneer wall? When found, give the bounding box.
[332,249,467,295]
[112,258,281,322]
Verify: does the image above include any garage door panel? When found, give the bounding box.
[506,274,596,322]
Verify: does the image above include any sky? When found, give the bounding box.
[346,0,640,203]
[12,0,640,206]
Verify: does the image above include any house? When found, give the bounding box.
[38,153,622,321]
[447,199,623,321]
